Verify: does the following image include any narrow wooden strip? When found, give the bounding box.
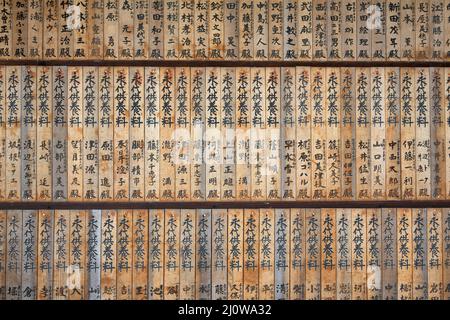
[412,208,428,299]
[68,210,86,300]
[427,208,443,299]
[243,208,259,299]
[116,209,133,299]
[211,208,227,300]
[336,208,352,300]
[21,210,37,299]
[164,209,180,300]
[381,208,398,300]
[37,210,53,300]
[367,208,382,299]
[0,211,5,299]
[321,208,336,300]
[289,208,305,300]
[227,208,243,299]
[305,208,320,300]
[28,0,43,59]
[101,209,117,300]
[148,209,164,300]
[179,208,195,299]
[86,209,101,300]
[351,208,367,300]
[398,207,413,300]
[196,208,212,299]
[53,210,70,300]
[259,208,274,299]
[104,0,119,59]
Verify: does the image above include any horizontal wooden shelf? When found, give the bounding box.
[0,59,449,68]
[1,200,450,210]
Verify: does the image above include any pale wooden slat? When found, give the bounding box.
[415,0,431,60]
[0,1,11,59]
[283,0,297,60]
[243,208,259,299]
[397,208,413,300]
[67,66,83,201]
[386,1,401,60]
[43,1,57,59]
[133,0,149,59]
[68,210,86,300]
[129,67,145,201]
[412,208,428,299]
[86,210,101,300]
[164,0,179,59]
[164,209,180,300]
[73,0,88,59]
[11,0,28,59]
[253,0,268,60]
[57,0,73,59]
[37,210,54,300]
[87,0,104,59]
[430,0,445,60]
[289,208,305,300]
[223,0,238,60]
[351,208,367,300]
[239,1,254,60]
[371,1,386,61]
[442,208,450,299]
[27,0,43,59]
[196,208,212,299]
[53,210,70,300]
[104,0,119,59]
[0,66,5,200]
[131,209,149,300]
[312,0,327,60]
[21,210,37,300]
[327,0,341,60]
[179,209,195,299]
[305,208,320,300]
[0,210,6,299]
[101,209,117,300]
[208,0,225,60]
[118,0,134,59]
[116,209,133,300]
[341,0,357,60]
[227,208,243,300]
[336,208,352,300]
[148,209,164,300]
[381,208,398,300]
[427,208,443,299]
[259,208,274,299]
[321,208,336,300]
[400,0,416,60]
[356,1,371,60]
[113,67,130,201]
[211,208,228,300]
[268,0,283,60]
[367,208,382,299]
[148,0,164,59]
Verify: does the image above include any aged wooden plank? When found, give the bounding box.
[52,66,68,201]
[223,0,238,60]
[430,67,446,199]
[144,67,160,201]
[321,208,336,300]
[259,208,274,299]
[73,0,88,59]
[297,0,312,60]
[443,208,450,299]
[68,210,86,300]
[164,209,180,300]
[268,0,283,60]
[325,67,340,199]
[113,67,130,201]
[67,67,83,201]
[312,0,327,60]
[104,0,119,59]
[0,67,5,201]
[239,1,254,60]
[57,0,73,59]
[221,67,236,201]
[37,210,53,300]
[205,67,221,201]
[209,0,224,59]
[386,1,401,60]
[12,0,28,59]
[101,209,117,300]
[253,0,268,60]
[296,67,311,200]
[116,209,133,299]
[367,208,382,299]
[397,207,413,300]
[336,208,352,300]
[243,208,259,299]
[370,67,385,200]
[211,208,227,300]
[415,68,431,200]
[427,208,443,299]
[281,67,296,201]
[196,208,212,299]
[98,67,114,201]
[148,0,164,59]
[265,67,280,200]
[351,208,367,300]
[21,210,37,300]
[0,1,11,59]
[385,67,401,199]
[235,67,251,200]
[53,210,70,300]
[134,0,149,59]
[430,0,444,60]
[86,210,101,300]
[227,208,243,300]
[283,0,297,60]
[305,208,320,300]
[371,0,386,60]
[401,67,416,200]
[129,67,145,201]
[341,0,356,60]
[356,1,371,60]
[412,208,428,299]
[355,68,371,200]
[164,0,179,59]
[6,66,21,201]
[193,0,209,60]
[43,0,58,59]
[274,208,289,300]
[179,209,195,299]
[400,0,416,60]
[310,68,326,200]
[381,208,398,300]
[27,0,43,59]
[415,0,431,60]
[87,0,104,59]
[148,209,164,300]
[340,67,356,200]
[289,208,305,300]
[175,67,191,201]
[83,67,99,201]
[21,66,37,201]
[178,0,193,60]
[159,68,176,201]
[327,0,341,60]
[0,211,5,299]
